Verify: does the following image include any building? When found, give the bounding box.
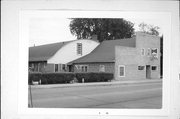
[69,37,136,73]
[115,32,160,80]
[29,39,99,73]
[70,32,161,80]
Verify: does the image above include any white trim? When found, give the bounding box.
[118,65,125,77]
[141,48,145,56]
[147,48,151,57]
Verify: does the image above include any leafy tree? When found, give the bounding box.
[69,18,135,42]
[138,22,160,36]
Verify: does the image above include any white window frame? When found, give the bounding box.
[118,65,125,77]
[141,48,145,56]
[147,48,151,57]
[151,65,158,71]
[99,65,105,72]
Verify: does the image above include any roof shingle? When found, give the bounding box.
[29,41,72,62]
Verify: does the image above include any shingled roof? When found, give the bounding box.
[29,41,72,62]
[69,37,136,64]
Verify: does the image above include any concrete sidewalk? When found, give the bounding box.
[30,79,162,89]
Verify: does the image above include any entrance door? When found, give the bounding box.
[146,65,151,79]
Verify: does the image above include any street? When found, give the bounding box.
[29,81,162,109]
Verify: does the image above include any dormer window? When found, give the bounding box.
[77,43,82,55]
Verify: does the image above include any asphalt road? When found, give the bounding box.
[29,81,162,109]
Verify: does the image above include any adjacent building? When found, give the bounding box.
[115,32,160,80]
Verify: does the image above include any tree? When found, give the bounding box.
[69,18,135,42]
[138,22,160,36]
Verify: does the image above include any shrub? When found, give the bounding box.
[75,72,114,83]
[29,72,114,85]
[41,73,75,84]
[29,72,75,85]
[28,72,42,85]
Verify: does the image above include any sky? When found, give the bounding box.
[29,17,163,47]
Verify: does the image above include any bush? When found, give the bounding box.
[75,72,114,83]
[29,72,75,85]
[29,72,42,85]
[28,72,114,85]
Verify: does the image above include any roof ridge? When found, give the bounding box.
[102,37,135,42]
[29,40,74,48]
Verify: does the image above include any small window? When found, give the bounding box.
[152,66,157,71]
[147,48,151,56]
[55,64,58,72]
[62,64,67,71]
[81,65,88,72]
[99,65,105,72]
[77,43,82,55]
[141,48,145,56]
[119,65,125,77]
[151,48,158,57]
[138,66,144,70]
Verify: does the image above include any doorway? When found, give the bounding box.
[146,65,151,79]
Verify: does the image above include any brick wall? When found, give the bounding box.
[73,63,114,73]
[45,63,54,73]
[115,32,161,80]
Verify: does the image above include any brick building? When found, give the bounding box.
[115,32,160,80]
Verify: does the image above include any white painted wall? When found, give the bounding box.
[48,39,99,64]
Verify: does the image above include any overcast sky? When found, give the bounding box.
[29,17,163,47]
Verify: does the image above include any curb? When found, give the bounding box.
[30,79,162,89]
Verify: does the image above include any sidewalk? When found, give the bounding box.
[30,79,162,89]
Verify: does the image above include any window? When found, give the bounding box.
[62,64,67,71]
[151,48,158,57]
[119,65,125,77]
[147,48,151,56]
[152,66,157,71]
[81,65,88,72]
[141,48,145,56]
[77,43,82,55]
[99,65,105,72]
[138,66,144,70]
[55,64,58,72]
